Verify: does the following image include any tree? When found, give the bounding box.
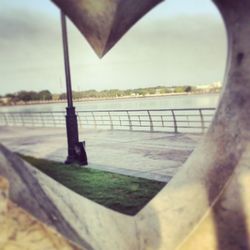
[124,89,132,96]
[148,88,156,95]
[17,91,31,102]
[134,88,147,96]
[5,93,16,99]
[59,93,67,100]
[185,86,192,93]
[38,90,52,101]
[174,87,185,93]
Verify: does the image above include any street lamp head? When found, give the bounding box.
[51,0,164,58]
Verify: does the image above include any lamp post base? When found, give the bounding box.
[65,107,88,166]
[65,141,88,166]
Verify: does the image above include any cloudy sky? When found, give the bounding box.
[0,0,227,95]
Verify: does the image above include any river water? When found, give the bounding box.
[0,93,220,112]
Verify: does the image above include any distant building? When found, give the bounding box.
[196,82,222,91]
[0,97,10,104]
[210,81,222,88]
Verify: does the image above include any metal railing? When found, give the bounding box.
[0,108,216,133]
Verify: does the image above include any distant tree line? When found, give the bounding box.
[58,85,195,100]
[2,90,52,104]
[1,84,221,106]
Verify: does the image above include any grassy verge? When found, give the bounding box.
[19,154,166,215]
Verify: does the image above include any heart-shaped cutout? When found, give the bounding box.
[51,0,164,58]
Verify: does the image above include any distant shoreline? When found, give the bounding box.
[0,91,220,108]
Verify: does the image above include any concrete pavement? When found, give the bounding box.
[0,126,202,182]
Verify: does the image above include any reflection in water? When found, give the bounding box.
[0,93,219,112]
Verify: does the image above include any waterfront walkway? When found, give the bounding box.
[0,126,202,182]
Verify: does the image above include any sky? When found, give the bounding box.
[0,0,227,95]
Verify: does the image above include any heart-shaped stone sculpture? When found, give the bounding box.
[51,0,164,58]
[1,0,250,249]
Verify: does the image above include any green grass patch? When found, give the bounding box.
[19,154,166,215]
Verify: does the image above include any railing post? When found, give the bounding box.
[9,113,14,126]
[171,109,178,133]
[3,113,8,126]
[147,110,154,132]
[108,111,114,130]
[85,113,89,126]
[79,113,84,128]
[161,115,164,127]
[91,112,97,129]
[127,111,132,131]
[40,113,45,127]
[31,113,35,127]
[119,115,122,126]
[199,109,205,133]
[138,115,141,127]
[51,112,56,127]
[20,113,25,127]
[0,114,3,126]
[13,113,16,126]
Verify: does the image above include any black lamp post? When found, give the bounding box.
[60,11,88,165]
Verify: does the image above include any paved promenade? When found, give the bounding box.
[0,126,201,182]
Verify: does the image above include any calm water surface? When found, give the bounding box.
[0,94,220,112]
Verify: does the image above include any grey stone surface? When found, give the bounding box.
[0,126,200,182]
[51,0,163,57]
